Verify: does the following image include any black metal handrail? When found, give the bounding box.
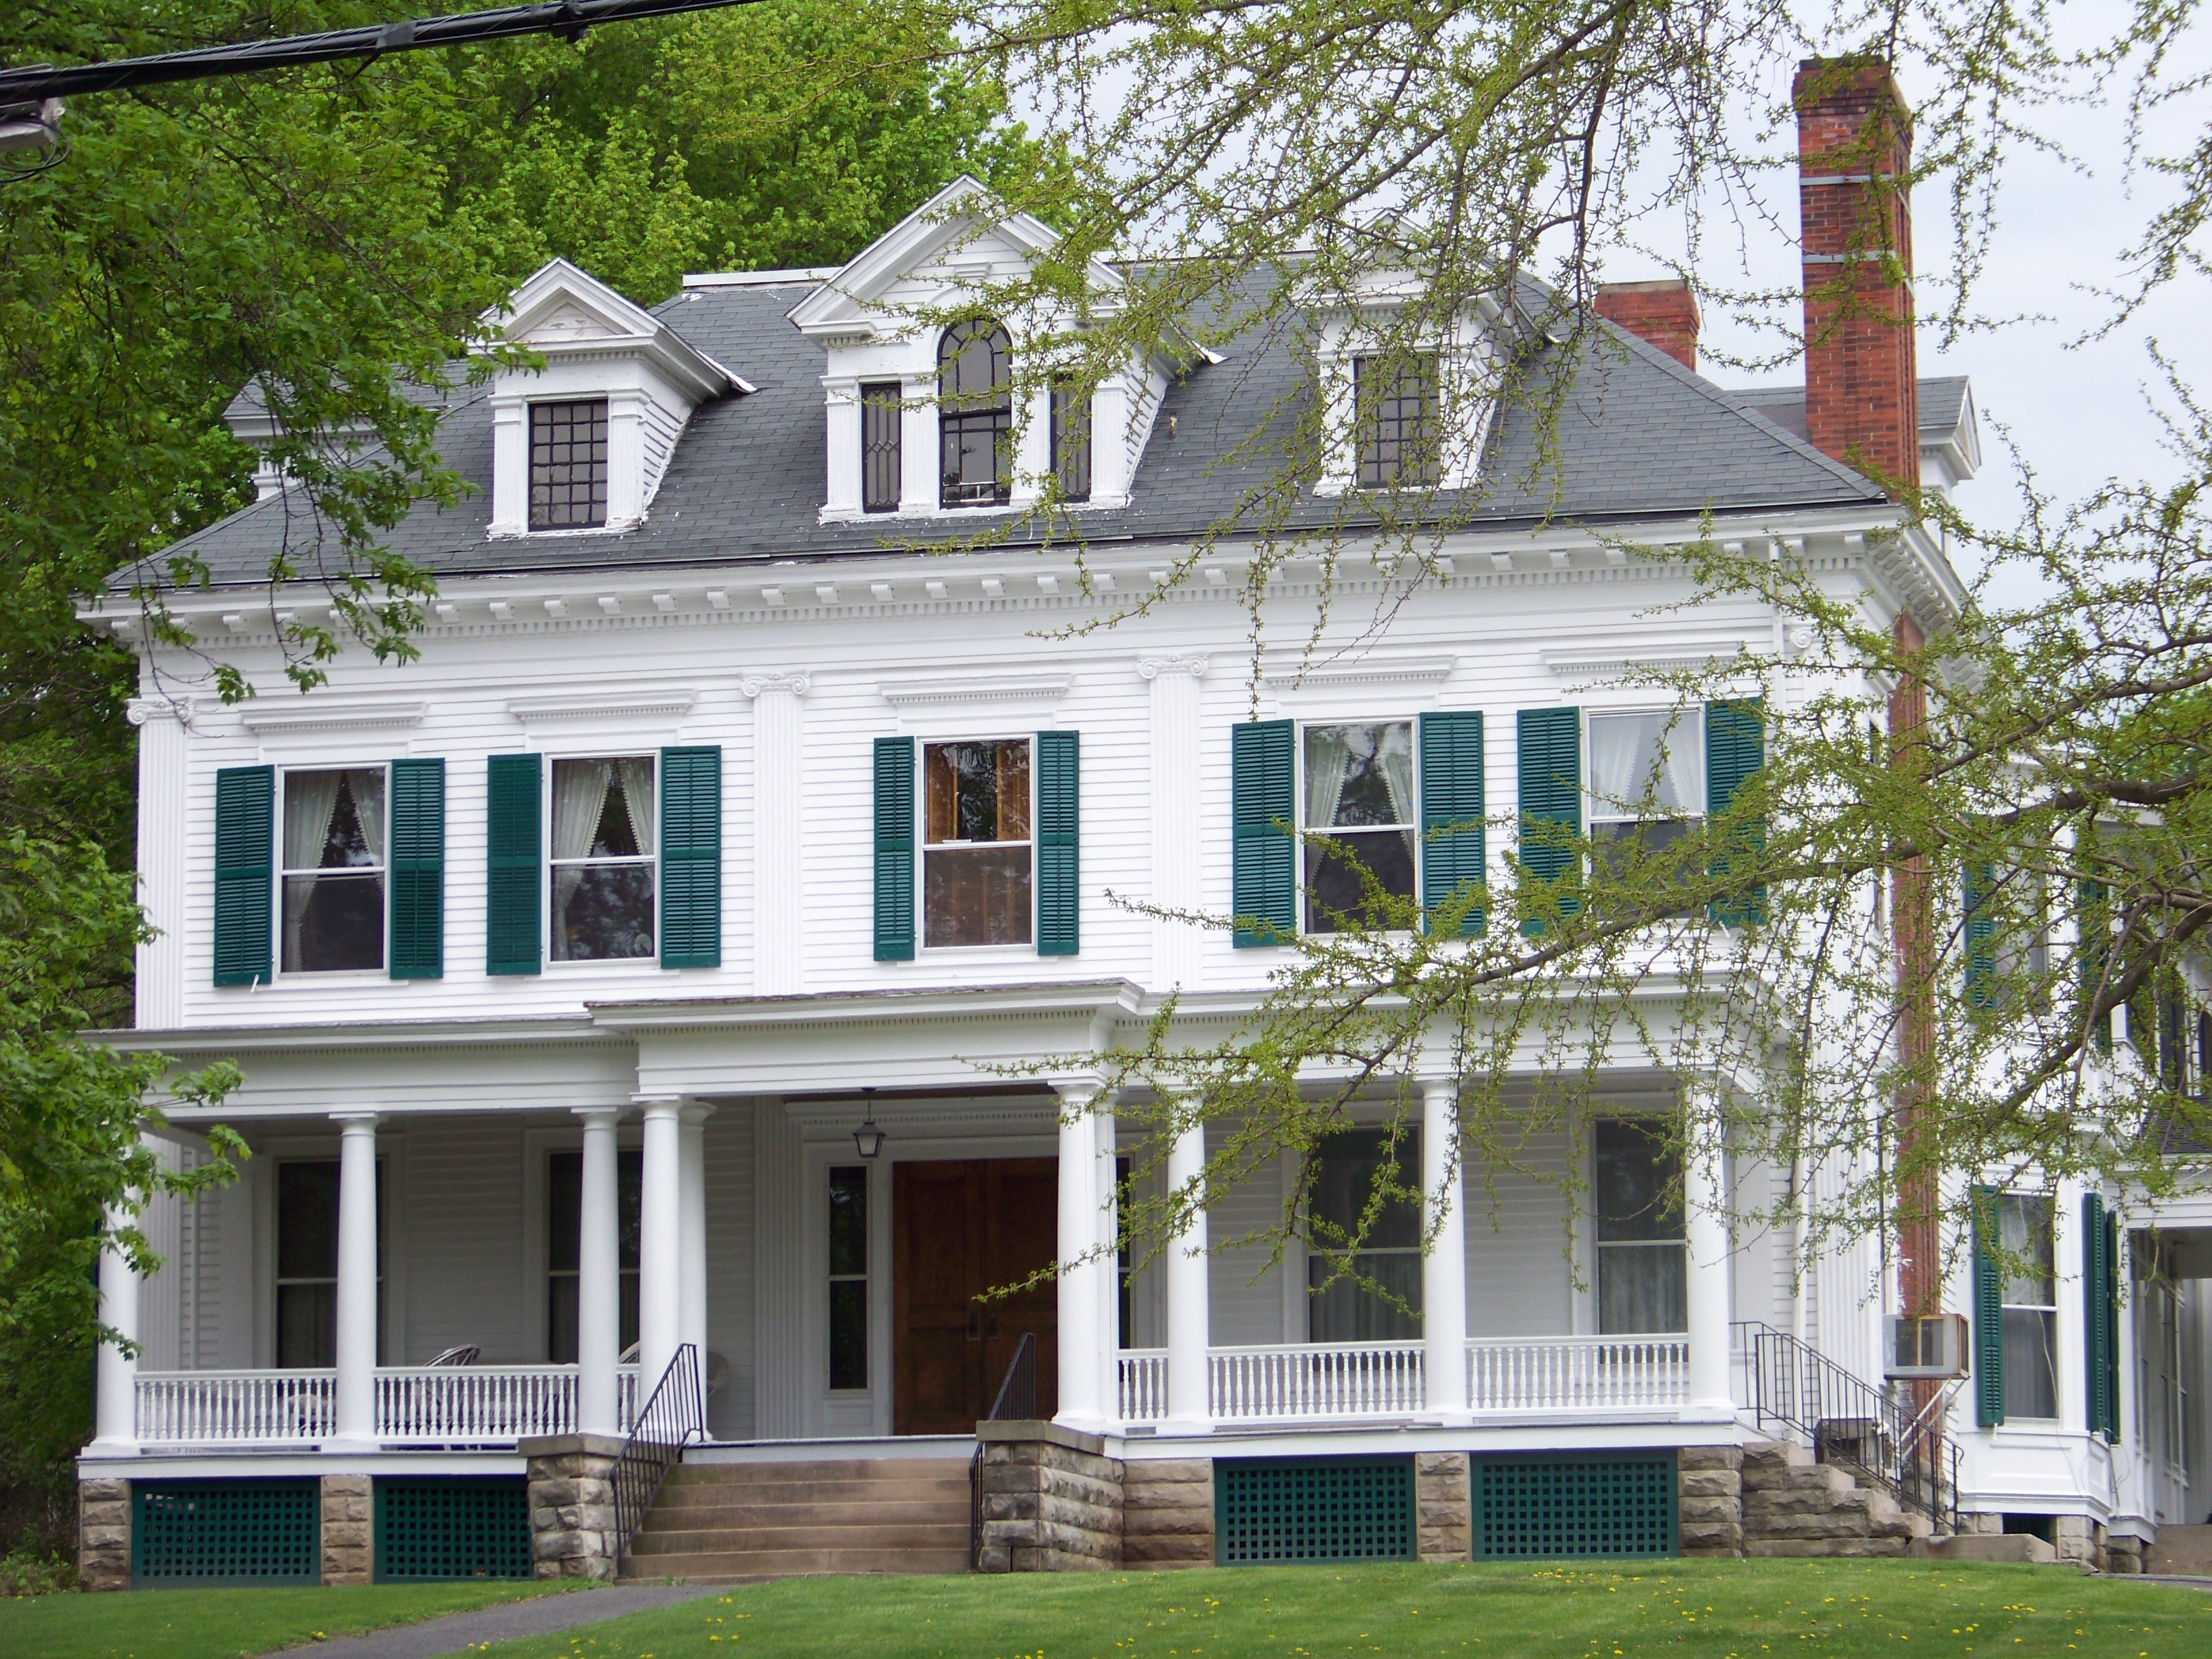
[1734,1321,1959,1534]
[970,1332,1041,1570]
[612,1343,704,1569]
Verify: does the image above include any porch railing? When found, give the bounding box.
[1118,1336,1690,1425]
[612,1345,705,1569]
[1210,1342,1427,1421]
[1466,1336,1688,1414]
[133,1364,641,1447]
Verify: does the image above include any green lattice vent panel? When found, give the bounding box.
[131,1479,319,1586]
[1470,1454,1677,1559]
[374,1477,532,1582]
[1216,1457,1415,1564]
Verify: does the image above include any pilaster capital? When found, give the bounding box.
[1139,655,1210,682]
[741,670,812,699]
[127,695,194,727]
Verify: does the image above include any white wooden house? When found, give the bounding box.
[73,61,2209,1588]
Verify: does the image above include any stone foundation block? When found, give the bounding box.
[1123,1459,1213,1569]
[520,1432,626,1582]
[2106,1533,2144,1574]
[76,1477,131,1593]
[1746,1537,1910,1558]
[1416,1453,1471,1563]
[976,1421,1123,1572]
[320,1475,373,1586]
[1677,1446,1744,1559]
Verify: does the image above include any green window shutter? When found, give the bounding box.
[2103,1208,2122,1444]
[1705,699,1766,927]
[2078,878,2112,1053]
[659,746,722,969]
[485,754,542,976]
[874,737,916,962]
[213,765,274,987]
[1418,711,1486,937]
[1971,1186,2005,1428]
[388,758,445,980]
[1515,707,1581,935]
[1963,864,1996,1008]
[2083,1192,2110,1440]
[1231,720,1296,947]
[1036,730,1080,956]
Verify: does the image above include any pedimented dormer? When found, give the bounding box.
[1308,273,1505,497]
[790,177,1178,520]
[483,259,747,538]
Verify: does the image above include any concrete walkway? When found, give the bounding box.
[274,1582,729,1659]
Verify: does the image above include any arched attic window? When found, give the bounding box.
[939,320,1013,508]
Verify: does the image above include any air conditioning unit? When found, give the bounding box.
[1884,1313,1970,1379]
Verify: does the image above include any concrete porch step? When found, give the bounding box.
[631,1522,969,1554]
[653,1477,970,1508]
[664,1458,970,1486]
[620,1544,973,1580]
[2146,1523,2212,1576]
[642,1499,969,1528]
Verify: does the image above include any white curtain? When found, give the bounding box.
[1589,712,1698,819]
[1375,722,1415,827]
[282,771,343,966]
[345,769,386,867]
[552,760,613,914]
[1304,726,1354,829]
[614,756,656,856]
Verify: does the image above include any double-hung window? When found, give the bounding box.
[550,756,657,961]
[923,739,1032,947]
[281,767,386,973]
[1998,1193,2059,1419]
[1586,710,1702,879]
[1301,722,1417,933]
[1595,1119,1687,1334]
[1353,353,1439,488]
[1306,1128,1422,1341]
[939,321,1013,508]
[529,399,609,530]
[275,1158,380,1367]
[546,1148,641,1364]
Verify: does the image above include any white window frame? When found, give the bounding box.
[1296,717,1421,937]
[918,734,1037,952]
[545,752,659,969]
[1996,1190,2061,1422]
[274,761,388,981]
[1583,706,1705,832]
[1591,1115,1689,1338]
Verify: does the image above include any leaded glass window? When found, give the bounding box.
[861,382,902,512]
[1052,378,1092,502]
[529,400,609,529]
[1353,354,1439,488]
[939,321,1012,507]
[1595,1119,1686,1334]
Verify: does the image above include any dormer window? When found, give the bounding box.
[939,321,1013,508]
[861,382,903,513]
[1052,379,1092,503]
[1354,354,1438,488]
[530,400,610,530]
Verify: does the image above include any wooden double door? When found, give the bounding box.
[893,1158,1058,1435]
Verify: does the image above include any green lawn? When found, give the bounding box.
[493,1560,2211,1659]
[0,1578,581,1659]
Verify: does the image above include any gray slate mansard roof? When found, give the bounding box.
[138,277,1892,592]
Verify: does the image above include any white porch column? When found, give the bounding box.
[1683,1092,1734,1418]
[329,1112,382,1451]
[1094,1095,1121,1422]
[680,1104,712,1368]
[87,1206,140,1456]
[1054,1081,1106,1429]
[1422,1082,1469,1418]
[637,1097,685,1392]
[573,1107,623,1437]
[1164,1120,1212,1434]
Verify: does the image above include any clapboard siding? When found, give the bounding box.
[399,1118,531,1364]
[704,1103,756,1439]
[1206,1134,1290,1345]
[1464,1128,1577,1337]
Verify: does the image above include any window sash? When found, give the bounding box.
[861,382,902,513]
[1353,353,1439,489]
[529,399,610,531]
[1586,710,1703,825]
[1052,380,1092,502]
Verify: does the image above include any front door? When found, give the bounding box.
[893,1158,1058,1433]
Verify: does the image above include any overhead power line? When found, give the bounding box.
[0,0,765,104]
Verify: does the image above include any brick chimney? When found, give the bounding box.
[1795,57,1919,495]
[1594,279,1700,370]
